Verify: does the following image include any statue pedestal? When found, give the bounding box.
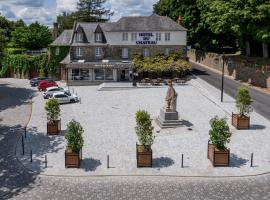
[156,109,183,128]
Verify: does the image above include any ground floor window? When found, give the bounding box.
[105,69,113,80]
[80,69,90,80]
[68,68,93,81]
[94,69,105,80]
[72,69,80,80]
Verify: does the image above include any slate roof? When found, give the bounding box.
[110,14,186,32]
[51,30,73,46]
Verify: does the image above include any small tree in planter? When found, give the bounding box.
[208,116,231,167]
[232,86,252,129]
[65,119,84,168]
[45,98,61,135]
[135,110,154,167]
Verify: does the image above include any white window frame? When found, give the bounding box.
[156,32,161,41]
[76,47,82,57]
[131,32,137,41]
[95,47,102,57]
[143,48,150,57]
[122,48,129,59]
[122,32,128,41]
[76,33,82,42]
[55,47,60,55]
[165,32,171,41]
[164,47,170,55]
[95,33,102,42]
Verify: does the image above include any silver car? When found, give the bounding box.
[50,92,78,104]
[43,86,69,99]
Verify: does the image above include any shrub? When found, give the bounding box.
[45,98,60,123]
[236,86,252,116]
[65,119,84,153]
[135,110,154,149]
[209,116,231,150]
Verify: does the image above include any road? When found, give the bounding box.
[191,62,270,120]
[1,79,270,200]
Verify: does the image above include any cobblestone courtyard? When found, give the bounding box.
[14,77,270,177]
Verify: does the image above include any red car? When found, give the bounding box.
[38,80,58,91]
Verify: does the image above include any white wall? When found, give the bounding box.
[104,31,186,46]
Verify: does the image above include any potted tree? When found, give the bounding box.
[135,110,155,167]
[232,86,252,129]
[65,119,84,168]
[45,98,61,135]
[208,116,231,167]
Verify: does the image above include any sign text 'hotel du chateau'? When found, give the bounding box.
[136,33,157,45]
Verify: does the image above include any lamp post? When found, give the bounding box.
[221,53,225,102]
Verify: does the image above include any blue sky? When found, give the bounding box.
[0,0,159,27]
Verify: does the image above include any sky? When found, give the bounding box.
[0,0,159,27]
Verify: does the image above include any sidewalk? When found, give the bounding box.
[15,77,270,177]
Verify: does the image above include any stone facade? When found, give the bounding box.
[188,49,270,88]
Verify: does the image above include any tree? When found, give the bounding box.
[11,22,52,49]
[198,0,270,56]
[153,0,236,51]
[76,0,113,22]
[57,12,78,33]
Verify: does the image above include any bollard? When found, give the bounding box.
[24,127,27,138]
[79,97,81,104]
[45,155,47,168]
[181,154,184,168]
[107,155,109,169]
[250,153,253,167]
[30,150,32,163]
[76,91,77,96]
[72,88,74,93]
[21,135,24,155]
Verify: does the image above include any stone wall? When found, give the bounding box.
[188,49,270,88]
[70,45,186,61]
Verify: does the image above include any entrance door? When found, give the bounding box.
[120,69,130,81]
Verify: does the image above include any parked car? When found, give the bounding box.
[43,86,69,99]
[50,92,78,104]
[38,80,58,91]
[30,77,48,87]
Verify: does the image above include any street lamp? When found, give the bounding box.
[221,53,225,102]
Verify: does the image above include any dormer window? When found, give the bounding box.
[95,33,102,42]
[76,33,83,42]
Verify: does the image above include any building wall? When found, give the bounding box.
[70,45,186,61]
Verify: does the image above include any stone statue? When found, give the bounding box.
[165,80,177,112]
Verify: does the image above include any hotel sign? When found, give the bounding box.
[136,32,157,45]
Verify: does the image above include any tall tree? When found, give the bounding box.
[76,0,113,22]
[153,0,236,51]
[198,0,270,56]
[11,22,52,49]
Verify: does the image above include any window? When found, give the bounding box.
[165,32,171,41]
[105,69,113,80]
[72,69,80,80]
[55,47,60,55]
[122,32,128,41]
[95,33,102,42]
[164,48,170,56]
[95,47,102,57]
[143,48,150,57]
[131,32,137,41]
[94,69,105,80]
[156,32,161,41]
[80,69,90,80]
[122,48,129,59]
[76,47,82,57]
[76,33,82,42]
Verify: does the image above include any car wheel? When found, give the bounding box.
[70,99,75,103]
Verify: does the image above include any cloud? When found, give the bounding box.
[0,4,16,19]
[9,0,44,7]
[56,0,77,14]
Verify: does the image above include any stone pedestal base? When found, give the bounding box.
[156,109,183,128]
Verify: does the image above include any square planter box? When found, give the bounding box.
[47,119,61,135]
[232,113,250,130]
[65,149,82,168]
[207,142,230,167]
[136,144,152,167]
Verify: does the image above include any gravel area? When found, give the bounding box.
[16,77,270,177]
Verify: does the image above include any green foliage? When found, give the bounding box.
[11,22,52,49]
[47,46,70,74]
[135,110,154,148]
[133,54,191,75]
[65,119,84,153]
[209,116,231,150]
[45,98,61,122]
[236,86,252,116]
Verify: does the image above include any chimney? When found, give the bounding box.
[53,22,59,39]
[177,16,183,26]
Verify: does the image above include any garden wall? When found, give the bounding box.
[188,49,270,88]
